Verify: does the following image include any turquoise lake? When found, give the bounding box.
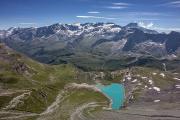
[97,83,125,110]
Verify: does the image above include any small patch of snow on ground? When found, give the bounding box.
[141,76,147,79]
[160,73,165,77]
[152,72,157,75]
[136,74,140,77]
[132,79,137,83]
[102,107,112,110]
[127,76,131,80]
[149,80,153,85]
[153,87,161,92]
[171,54,177,58]
[174,78,180,81]
[148,87,152,90]
[131,95,134,99]
[138,83,142,86]
[145,85,148,88]
[154,100,160,103]
[125,73,132,81]
[173,73,179,75]
[175,85,180,89]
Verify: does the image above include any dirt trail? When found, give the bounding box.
[70,102,101,120]
[3,91,31,110]
[0,111,38,120]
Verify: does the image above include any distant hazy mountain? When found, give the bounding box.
[0,22,180,70]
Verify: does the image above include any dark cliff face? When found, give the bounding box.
[123,29,147,51]
[166,31,180,53]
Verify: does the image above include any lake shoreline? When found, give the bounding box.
[96,83,125,110]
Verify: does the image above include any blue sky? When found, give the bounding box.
[0,0,180,32]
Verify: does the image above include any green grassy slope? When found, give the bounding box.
[0,43,109,120]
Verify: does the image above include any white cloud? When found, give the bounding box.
[76,16,104,19]
[106,6,127,9]
[137,21,180,32]
[137,18,159,21]
[138,22,154,28]
[129,12,161,16]
[171,1,180,4]
[106,2,130,9]
[161,0,180,7]
[88,11,100,14]
[152,27,180,32]
[104,17,118,20]
[18,22,37,25]
[112,2,130,6]
[76,15,118,20]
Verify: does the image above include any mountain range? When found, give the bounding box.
[0,22,180,71]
